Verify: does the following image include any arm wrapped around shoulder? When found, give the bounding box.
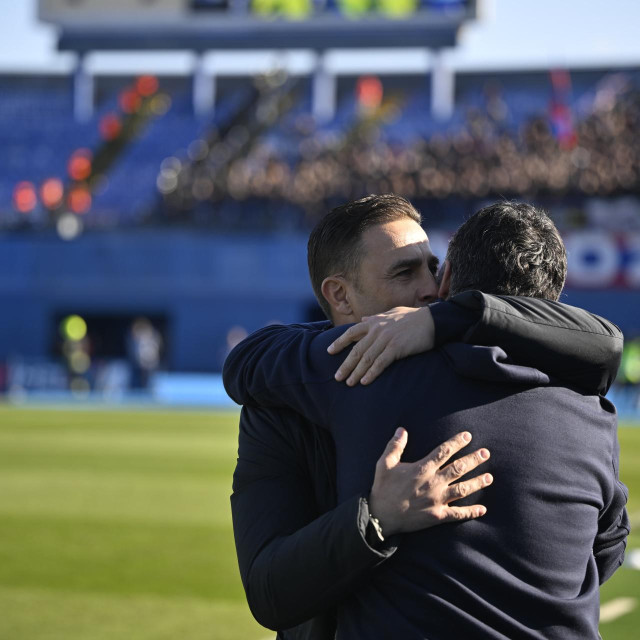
[448,291,623,396]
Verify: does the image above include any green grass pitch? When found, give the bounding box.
[0,406,637,640]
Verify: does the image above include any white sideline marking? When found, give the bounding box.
[600,597,637,623]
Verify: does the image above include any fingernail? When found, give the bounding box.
[394,427,404,439]
[335,370,344,381]
[361,374,370,385]
[484,474,493,484]
[477,506,487,517]
[480,448,490,459]
[327,344,335,353]
[462,432,471,442]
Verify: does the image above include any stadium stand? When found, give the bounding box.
[3,67,640,233]
[1,66,640,403]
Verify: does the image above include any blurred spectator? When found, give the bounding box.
[127,317,163,389]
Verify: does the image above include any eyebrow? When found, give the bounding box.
[386,256,426,276]
[385,254,440,277]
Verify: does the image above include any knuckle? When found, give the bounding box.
[436,508,452,522]
[452,458,466,475]
[436,443,451,462]
[385,439,399,456]
[418,461,434,478]
[362,352,375,366]
[421,476,436,491]
[456,482,468,498]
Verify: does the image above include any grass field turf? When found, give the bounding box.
[0,406,637,640]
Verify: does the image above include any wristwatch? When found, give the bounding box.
[365,502,385,547]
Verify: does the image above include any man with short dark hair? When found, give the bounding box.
[307,194,438,322]
[231,194,496,638]
[445,201,566,299]
[226,201,628,639]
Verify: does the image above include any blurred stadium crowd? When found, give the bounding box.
[3,67,640,234]
[176,71,640,231]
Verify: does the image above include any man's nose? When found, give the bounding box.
[416,271,438,304]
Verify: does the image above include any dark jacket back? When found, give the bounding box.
[326,344,626,639]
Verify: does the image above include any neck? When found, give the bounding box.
[331,311,358,327]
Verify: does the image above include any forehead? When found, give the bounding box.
[360,218,431,263]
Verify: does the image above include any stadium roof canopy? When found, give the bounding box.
[40,0,477,53]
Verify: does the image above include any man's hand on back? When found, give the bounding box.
[328,306,435,386]
[369,429,492,537]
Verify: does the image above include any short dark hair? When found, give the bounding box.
[308,194,422,319]
[446,201,567,301]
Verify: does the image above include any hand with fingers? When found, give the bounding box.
[327,306,435,387]
[368,429,492,537]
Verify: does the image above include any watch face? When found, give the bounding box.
[367,516,385,545]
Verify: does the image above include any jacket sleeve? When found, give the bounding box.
[231,406,395,631]
[224,295,623,410]
[435,292,624,395]
[223,321,348,420]
[593,429,630,584]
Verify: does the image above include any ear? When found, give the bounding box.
[438,260,452,299]
[321,275,353,319]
